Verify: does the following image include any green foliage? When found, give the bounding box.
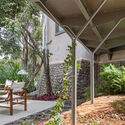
[25,78,36,93]
[112,100,125,114]
[0,0,26,27]
[0,0,44,92]
[84,87,91,101]
[0,59,36,92]
[0,0,43,60]
[84,64,125,101]
[0,0,23,58]
[0,59,23,84]
[46,44,76,125]
[84,83,105,101]
[100,64,125,94]
[0,0,27,58]
[0,33,21,59]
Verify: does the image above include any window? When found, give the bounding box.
[55,24,65,35]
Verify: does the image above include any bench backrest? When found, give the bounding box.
[5,80,25,92]
[12,82,25,92]
[5,80,13,88]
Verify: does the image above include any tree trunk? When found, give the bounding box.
[22,32,28,70]
[43,49,53,95]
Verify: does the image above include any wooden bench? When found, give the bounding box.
[0,80,27,115]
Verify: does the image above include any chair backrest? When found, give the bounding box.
[12,82,25,92]
[5,80,13,88]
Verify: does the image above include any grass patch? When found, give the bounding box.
[112,100,125,114]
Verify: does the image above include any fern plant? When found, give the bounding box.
[100,64,125,94]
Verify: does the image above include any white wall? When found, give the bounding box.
[47,18,91,64]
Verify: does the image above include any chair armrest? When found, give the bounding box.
[0,90,4,93]
[0,85,5,90]
[12,89,27,97]
[0,90,4,96]
[0,85,6,95]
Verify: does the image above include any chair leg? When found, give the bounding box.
[24,90,27,111]
[9,89,13,115]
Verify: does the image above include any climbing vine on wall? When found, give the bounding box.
[46,44,75,125]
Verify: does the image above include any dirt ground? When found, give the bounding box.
[62,96,125,125]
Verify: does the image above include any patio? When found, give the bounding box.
[1,0,125,124]
[0,100,55,125]
[32,0,125,124]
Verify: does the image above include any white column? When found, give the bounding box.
[72,39,77,125]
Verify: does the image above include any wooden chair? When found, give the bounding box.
[0,80,27,115]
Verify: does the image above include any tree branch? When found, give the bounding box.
[21,31,35,49]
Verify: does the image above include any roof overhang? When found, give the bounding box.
[32,0,125,63]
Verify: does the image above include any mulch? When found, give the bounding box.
[62,95,125,125]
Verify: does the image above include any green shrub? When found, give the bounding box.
[84,83,106,101]
[0,59,36,92]
[0,59,23,84]
[25,80,36,93]
[100,64,125,94]
[84,64,125,100]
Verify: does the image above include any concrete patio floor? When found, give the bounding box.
[0,100,55,125]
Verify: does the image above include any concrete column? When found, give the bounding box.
[72,39,77,125]
[90,54,94,104]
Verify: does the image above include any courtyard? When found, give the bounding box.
[0,100,55,125]
[1,0,125,125]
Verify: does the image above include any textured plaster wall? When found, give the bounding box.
[36,17,93,98]
[47,18,91,64]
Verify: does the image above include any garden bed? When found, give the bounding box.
[62,95,125,125]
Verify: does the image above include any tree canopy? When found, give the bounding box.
[0,0,44,90]
[0,0,26,26]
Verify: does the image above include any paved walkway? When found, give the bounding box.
[0,100,55,125]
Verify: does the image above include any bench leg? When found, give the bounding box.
[9,89,13,115]
[24,90,27,111]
